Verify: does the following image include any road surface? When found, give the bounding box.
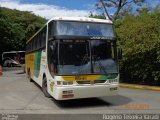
[0,67,159,115]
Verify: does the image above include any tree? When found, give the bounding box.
[89,12,106,19]
[0,7,47,62]
[115,10,160,85]
[96,0,146,21]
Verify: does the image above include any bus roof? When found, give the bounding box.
[47,17,113,24]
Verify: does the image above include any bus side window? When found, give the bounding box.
[41,27,46,48]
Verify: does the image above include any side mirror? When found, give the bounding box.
[118,48,122,60]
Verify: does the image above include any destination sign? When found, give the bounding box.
[90,36,115,40]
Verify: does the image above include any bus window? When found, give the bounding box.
[48,21,54,39]
[48,40,58,77]
[41,27,46,48]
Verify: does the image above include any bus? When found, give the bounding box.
[25,17,122,100]
[2,51,25,67]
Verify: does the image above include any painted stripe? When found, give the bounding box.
[62,73,118,81]
[34,51,42,78]
[120,84,160,91]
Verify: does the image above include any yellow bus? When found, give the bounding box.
[25,17,122,100]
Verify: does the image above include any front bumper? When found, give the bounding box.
[53,84,119,100]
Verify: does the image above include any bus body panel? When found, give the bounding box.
[25,53,35,79]
[25,49,47,86]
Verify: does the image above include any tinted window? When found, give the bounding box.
[48,21,54,39]
[41,27,46,47]
[56,21,115,37]
[48,40,58,76]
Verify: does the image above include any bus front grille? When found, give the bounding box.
[76,80,106,85]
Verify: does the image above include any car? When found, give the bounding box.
[2,57,21,67]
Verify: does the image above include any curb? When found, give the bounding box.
[120,84,160,91]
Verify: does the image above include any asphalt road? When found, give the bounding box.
[0,67,160,116]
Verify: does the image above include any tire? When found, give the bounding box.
[42,76,52,98]
[28,70,33,82]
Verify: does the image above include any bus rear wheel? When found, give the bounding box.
[42,76,52,98]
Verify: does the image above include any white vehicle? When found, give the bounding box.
[2,57,20,67]
[2,51,25,67]
[25,17,122,100]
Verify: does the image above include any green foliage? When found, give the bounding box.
[96,0,146,21]
[0,7,47,52]
[89,13,106,19]
[115,10,160,85]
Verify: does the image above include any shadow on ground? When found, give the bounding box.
[100,95,132,106]
[16,71,25,74]
[52,95,132,108]
[52,98,111,108]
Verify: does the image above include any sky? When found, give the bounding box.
[0,0,97,19]
[0,0,160,19]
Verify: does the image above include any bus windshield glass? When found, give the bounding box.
[58,40,91,75]
[56,21,115,38]
[57,40,118,75]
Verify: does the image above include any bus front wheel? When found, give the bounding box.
[42,76,52,98]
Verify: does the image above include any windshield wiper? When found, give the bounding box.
[76,54,89,75]
[94,56,108,75]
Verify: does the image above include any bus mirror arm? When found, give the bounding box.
[118,48,122,60]
[49,37,54,41]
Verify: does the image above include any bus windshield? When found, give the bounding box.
[58,40,91,75]
[57,40,118,75]
[56,21,115,38]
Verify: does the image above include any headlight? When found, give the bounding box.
[57,81,73,85]
[108,79,119,83]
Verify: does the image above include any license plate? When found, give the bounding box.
[110,87,118,91]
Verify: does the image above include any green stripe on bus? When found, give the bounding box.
[99,73,118,80]
[34,51,42,78]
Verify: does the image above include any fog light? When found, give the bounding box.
[108,79,118,83]
[110,87,118,91]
